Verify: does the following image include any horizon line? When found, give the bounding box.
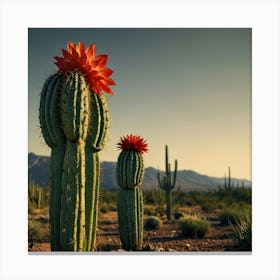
[28,152,252,182]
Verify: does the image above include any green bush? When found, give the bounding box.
[200,201,217,212]
[230,215,252,250]
[144,216,163,230]
[144,206,155,216]
[154,206,165,217]
[177,215,210,238]
[218,206,251,226]
[99,190,118,204]
[174,211,184,220]
[28,201,36,215]
[28,219,49,242]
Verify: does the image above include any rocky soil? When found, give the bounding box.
[28,206,242,253]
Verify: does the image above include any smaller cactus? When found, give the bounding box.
[224,166,234,206]
[116,135,148,251]
[157,145,178,220]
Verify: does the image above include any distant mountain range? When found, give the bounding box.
[28,153,251,191]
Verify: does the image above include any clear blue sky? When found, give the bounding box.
[28,28,251,179]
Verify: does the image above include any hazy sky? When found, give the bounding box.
[28,28,251,180]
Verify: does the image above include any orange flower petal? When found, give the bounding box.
[54,41,115,94]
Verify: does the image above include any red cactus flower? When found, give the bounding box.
[117,134,148,154]
[54,41,116,95]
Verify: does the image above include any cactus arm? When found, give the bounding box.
[39,73,66,250]
[157,172,163,189]
[39,74,58,148]
[165,145,169,173]
[171,160,178,189]
[49,75,65,145]
[44,75,60,143]
[86,93,109,152]
[96,94,109,149]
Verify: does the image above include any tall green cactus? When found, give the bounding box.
[116,135,148,251]
[59,72,109,251]
[39,41,115,251]
[157,145,178,220]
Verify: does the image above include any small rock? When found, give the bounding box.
[168,248,177,252]
[117,249,126,252]
[155,247,165,252]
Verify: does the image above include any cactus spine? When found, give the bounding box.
[116,147,145,251]
[157,145,178,220]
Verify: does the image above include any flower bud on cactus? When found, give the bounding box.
[39,41,115,251]
[116,135,148,251]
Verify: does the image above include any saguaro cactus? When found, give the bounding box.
[116,135,148,251]
[157,145,178,220]
[224,166,234,206]
[39,41,115,251]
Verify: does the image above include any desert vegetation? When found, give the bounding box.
[28,182,252,252]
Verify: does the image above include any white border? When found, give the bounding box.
[1,0,279,280]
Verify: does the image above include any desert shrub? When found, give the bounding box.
[174,210,185,220]
[217,186,252,204]
[177,215,210,238]
[28,219,49,242]
[28,201,36,214]
[199,201,217,212]
[216,201,226,209]
[100,219,115,225]
[232,187,252,204]
[154,206,165,217]
[218,206,251,226]
[144,216,163,230]
[230,214,252,250]
[99,190,118,204]
[100,204,109,213]
[184,198,195,207]
[108,203,117,211]
[144,206,155,216]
